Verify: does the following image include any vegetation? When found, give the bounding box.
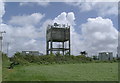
[3,63,118,81]
[2,52,119,81]
[0,52,2,82]
[0,67,1,82]
[2,53,10,68]
[8,52,93,66]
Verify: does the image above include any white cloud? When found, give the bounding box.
[81,17,118,56]
[1,23,46,56]
[20,2,49,7]
[0,0,5,24]
[37,2,49,7]
[84,0,119,2]
[1,11,46,56]
[64,0,119,2]
[53,12,84,55]
[9,13,45,26]
[1,2,118,57]
[52,12,118,56]
[53,12,75,25]
[66,2,118,16]
[0,2,50,56]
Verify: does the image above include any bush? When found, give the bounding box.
[10,52,117,66]
[10,52,29,65]
[2,53,10,68]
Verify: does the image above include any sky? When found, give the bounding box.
[0,1,119,57]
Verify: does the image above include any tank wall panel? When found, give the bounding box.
[47,28,70,42]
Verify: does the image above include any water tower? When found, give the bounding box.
[46,23,70,55]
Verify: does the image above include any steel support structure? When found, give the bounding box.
[46,26,70,56]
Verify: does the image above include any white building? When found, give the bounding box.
[22,51,43,56]
[98,52,113,61]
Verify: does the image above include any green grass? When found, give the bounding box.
[0,54,2,82]
[3,63,118,81]
[0,62,2,82]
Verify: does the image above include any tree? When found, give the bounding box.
[93,56,98,60]
[65,52,70,56]
[80,51,87,56]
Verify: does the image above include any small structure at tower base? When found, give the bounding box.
[98,52,113,61]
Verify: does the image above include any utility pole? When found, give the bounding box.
[0,31,6,83]
[7,42,9,56]
[0,31,6,53]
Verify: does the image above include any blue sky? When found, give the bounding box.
[3,2,118,29]
[1,2,118,56]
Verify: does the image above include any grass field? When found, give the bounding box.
[0,63,2,82]
[0,55,2,82]
[3,63,118,81]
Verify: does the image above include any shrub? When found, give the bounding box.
[2,53,10,68]
[10,51,117,66]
